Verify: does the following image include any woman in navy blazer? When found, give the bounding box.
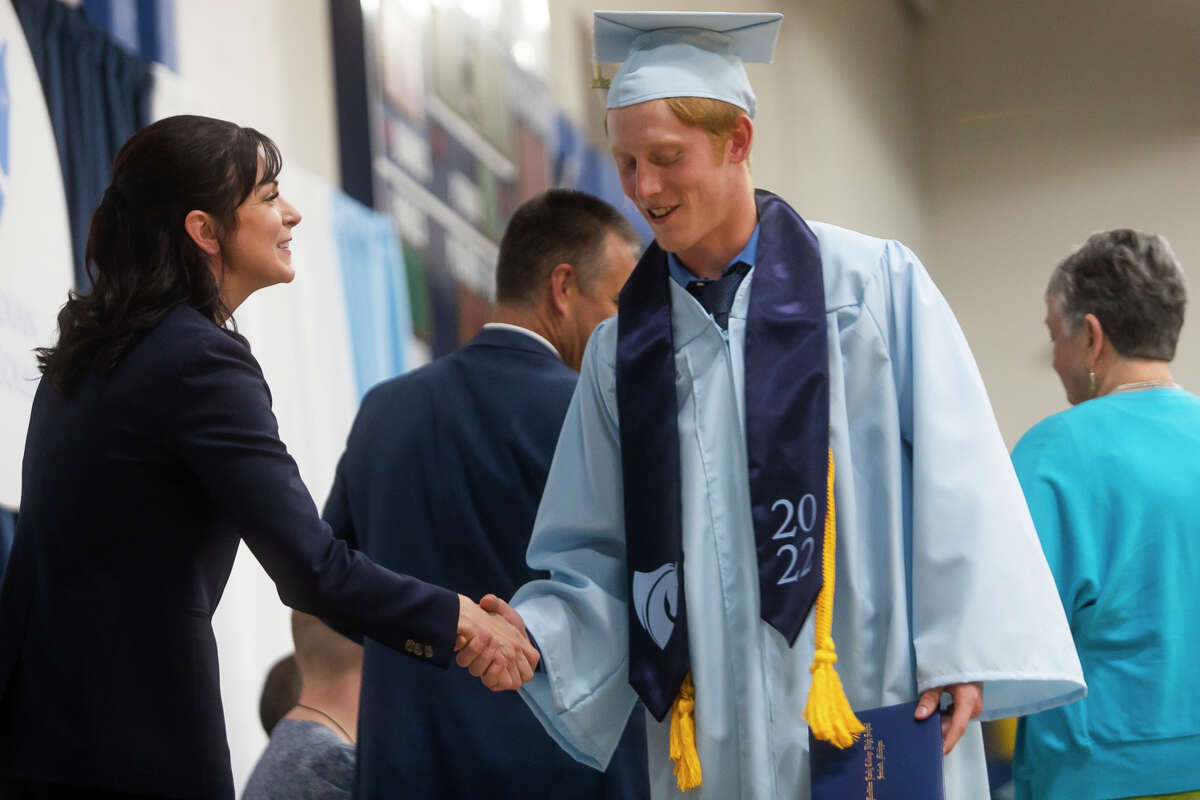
[0,116,536,799]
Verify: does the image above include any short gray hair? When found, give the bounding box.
[495,189,641,305]
[1047,229,1187,361]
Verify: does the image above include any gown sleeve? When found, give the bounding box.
[511,323,640,770]
[874,240,1086,719]
[173,328,458,665]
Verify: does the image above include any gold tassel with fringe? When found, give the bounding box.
[802,448,865,749]
[669,672,703,791]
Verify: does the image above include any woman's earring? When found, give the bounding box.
[1088,369,1097,397]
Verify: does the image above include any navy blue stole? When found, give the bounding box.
[616,190,829,722]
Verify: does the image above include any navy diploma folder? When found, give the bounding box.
[810,701,945,800]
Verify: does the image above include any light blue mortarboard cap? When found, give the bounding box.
[594,11,783,118]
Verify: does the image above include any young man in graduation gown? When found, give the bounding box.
[322,190,650,799]
[482,11,1086,800]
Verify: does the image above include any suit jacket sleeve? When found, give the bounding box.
[173,328,457,666]
[316,450,366,645]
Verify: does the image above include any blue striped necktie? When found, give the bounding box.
[685,261,752,330]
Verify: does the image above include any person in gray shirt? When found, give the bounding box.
[243,612,362,800]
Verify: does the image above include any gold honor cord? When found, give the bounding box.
[669,672,702,790]
[803,449,865,747]
[668,448,863,792]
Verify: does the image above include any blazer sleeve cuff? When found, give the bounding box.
[402,585,459,669]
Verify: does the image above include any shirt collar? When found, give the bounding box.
[480,322,562,360]
[666,224,760,287]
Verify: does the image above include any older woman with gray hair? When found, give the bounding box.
[1011,229,1200,800]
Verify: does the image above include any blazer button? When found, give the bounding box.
[404,639,416,653]
[424,644,433,659]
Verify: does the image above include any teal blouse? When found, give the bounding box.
[1013,387,1200,800]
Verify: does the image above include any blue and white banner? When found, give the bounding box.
[333,188,418,400]
[0,3,74,509]
[82,0,177,69]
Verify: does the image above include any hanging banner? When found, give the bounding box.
[350,0,556,357]
[0,3,75,509]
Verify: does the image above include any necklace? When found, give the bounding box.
[1110,379,1178,394]
[295,703,354,744]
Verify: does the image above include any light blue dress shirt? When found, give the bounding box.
[666,225,760,288]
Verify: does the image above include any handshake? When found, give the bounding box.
[454,593,539,691]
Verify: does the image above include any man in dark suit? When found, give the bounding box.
[323,189,649,799]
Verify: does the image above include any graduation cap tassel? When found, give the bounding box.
[803,449,865,749]
[591,63,611,90]
[669,672,703,791]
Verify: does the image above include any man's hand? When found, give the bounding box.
[914,681,983,755]
[479,593,526,636]
[454,594,539,691]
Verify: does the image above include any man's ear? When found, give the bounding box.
[184,210,222,257]
[726,114,754,165]
[548,262,574,315]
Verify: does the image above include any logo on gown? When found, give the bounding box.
[633,562,679,650]
[0,41,10,225]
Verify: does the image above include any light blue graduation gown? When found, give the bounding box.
[512,221,1085,799]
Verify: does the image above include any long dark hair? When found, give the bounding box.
[36,115,282,393]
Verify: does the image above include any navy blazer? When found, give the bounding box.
[0,306,459,798]
[324,327,649,799]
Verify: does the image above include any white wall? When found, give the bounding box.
[758,0,925,250]
[918,0,1200,444]
[174,0,341,186]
